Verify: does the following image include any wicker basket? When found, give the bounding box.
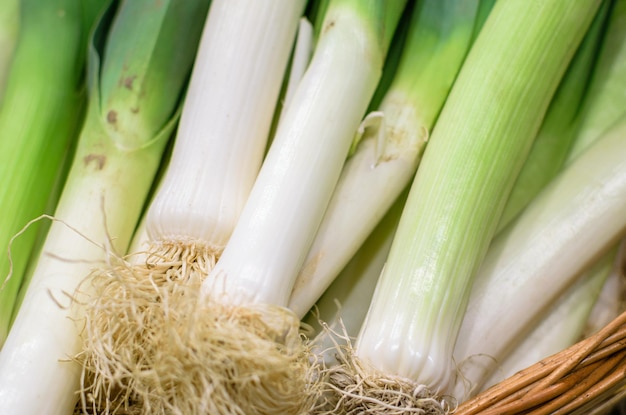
[454,309,626,414]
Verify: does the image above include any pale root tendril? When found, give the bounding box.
[76,240,321,415]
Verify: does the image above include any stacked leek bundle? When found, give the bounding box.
[0,0,624,414]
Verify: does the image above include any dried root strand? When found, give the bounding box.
[76,240,321,415]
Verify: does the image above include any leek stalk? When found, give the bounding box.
[584,243,626,336]
[0,0,19,103]
[331,1,601,412]
[567,0,626,160]
[469,0,495,43]
[0,0,105,347]
[205,0,407,306]
[310,2,606,389]
[469,5,621,393]
[0,1,208,413]
[452,114,626,402]
[194,0,405,412]
[289,0,485,319]
[479,248,617,394]
[496,0,610,230]
[306,0,331,42]
[471,0,623,394]
[81,1,306,413]
[281,18,314,118]
[455,15,613,377]
[305,193,404,368]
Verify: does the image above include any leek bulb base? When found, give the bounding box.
[80,243,318,415]
[317,342,454,414]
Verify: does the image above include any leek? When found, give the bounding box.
[305,193,404,368]
[471,5,621,390]
[0,0,19,103]
[306,0,330,43]
[584,243,626,336]
[311,0,605,386]
[567,0,626,160]
[328,0,601,412]
[365,1,413,113]
[281,18,314,119]
[81,1,306,413]
[496,0,610,231]
[196,0,405,412]
[0,0,208,413]
[469,0,495,43]
[311,10,610,400]
[452,114,626,401]
[479,248,617,394]
[289,0,483,318]
[0,0,105,347]
[473,0,622,394]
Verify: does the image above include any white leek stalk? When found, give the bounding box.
[145,2,302,251]
[204,0,405,307]
[289,0,482,319]
[0,1,208,413]
[196,0,405,412]
[479,249,616,394]
[584,242,626,336]
[452,114,626,401]
[281,18,314,119]
[305,193,404,367]
[81,1,305,413]
[331,1,601,413]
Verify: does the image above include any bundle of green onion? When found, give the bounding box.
[0,0,625,414]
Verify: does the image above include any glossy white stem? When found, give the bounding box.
[146,0,305,247]
[203,5,384,307]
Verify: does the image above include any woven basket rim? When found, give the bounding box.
[454,309,626,415]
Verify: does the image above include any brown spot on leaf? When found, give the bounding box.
[323,19,335,34]
[83,154,106,170]
[107,110,117,124]
[123,75,136,90]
